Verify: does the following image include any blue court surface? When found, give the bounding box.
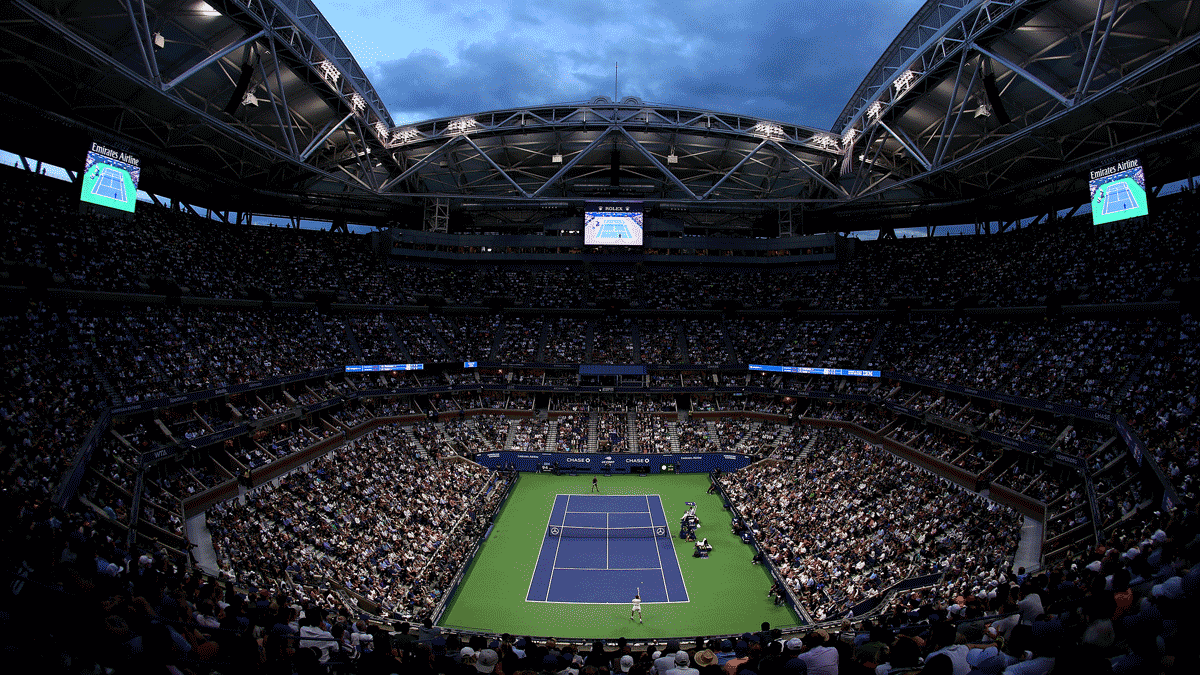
[1098,180,1138,215]
[91,167,130,203]
[526,494,689,604]
[596,220,634,239]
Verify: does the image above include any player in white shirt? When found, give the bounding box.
[631,593,643,623]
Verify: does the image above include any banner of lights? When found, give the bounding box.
[749,364,881,377]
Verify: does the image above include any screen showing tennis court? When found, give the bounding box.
[1088,157,1148,225]
[584,204,643,245]
[80,143,141,214]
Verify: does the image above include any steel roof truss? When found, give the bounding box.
[613,126,699,200]
[530,127,618,198]
[854,27,1200,202]
[971,42,1071,107]
[460,135,532,198]
[932,46,979,167]
[380,135,465,193]
[162,30,266,92]
[261,37,300,158]
[121,0,162,86]
[768,141,848,198]
[1077,0,1120,98]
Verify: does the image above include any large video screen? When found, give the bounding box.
[584,204,643,246]
[1089,157,1148,225]
[80,142,141,214]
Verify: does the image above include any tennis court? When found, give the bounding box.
[526,494,688,604]
[1098,179,1139,215]
[91,166,129,202]
[438,473,800,637]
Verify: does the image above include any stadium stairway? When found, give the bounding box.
[719,320,738,363]
[384,318,414,362]
[67,318,120,403]
[545,418,559,450]
[425,315,455,361]
[329,318,365,360]
[732,420,762,453]
[587,414,600,452]
[705,419,720,448]
[535,319,551,362]
[486,319,504,361]
[860,322,888,369]
[675,320,688,365]
[815,323,842,364]
[404,426,431,460]
[627,413,639,452]
[583,321,595,363]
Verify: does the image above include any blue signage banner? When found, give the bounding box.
[470,451,754,474]
[751,364,881,377]
[345,363,424,372]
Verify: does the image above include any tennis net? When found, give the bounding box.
[548,524,670,539]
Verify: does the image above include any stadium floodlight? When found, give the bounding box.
[867,101,883,121]
[551,154,563,163]
[373,121,390,141]
[812,135,839,151]
[893,69,917,95]
[841,128,859,147]
[447,117,477,134]
[973,104,992,118]
[152,32,165,49]
[350,93,366,115]
[317,60,340,85]
[667,148,678,164]
[752,122,784,138]
[241,91,259,107]
[394,128,419,144]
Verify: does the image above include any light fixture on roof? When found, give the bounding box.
[973,104,992,118]
[667,147,678,164]
[317,60,340,85]
[812,135,839,151]
[551,154,563,163]
[373,121,390,141]
[893,69,917,95]
[241,90,259,107]
[394,128,419,144]
[752,122,784,138]
[447,117,477,134]
[152,32,166,49]
[867,101,883,121]
[349,93,366,115]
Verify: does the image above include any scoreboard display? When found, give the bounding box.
[1089,157,1148,226]
[80,142,140,214]
[584,203,643,246]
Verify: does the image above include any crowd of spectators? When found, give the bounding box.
[721,432,1023,622]
[3,168,1200,673]
[207,425,499,618]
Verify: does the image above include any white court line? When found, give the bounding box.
[647,494,671,602]
[525,598,689,605]
[525,494,566,603]
[552,562,667,566]
[545,494,570,601]
[606,512,610,570]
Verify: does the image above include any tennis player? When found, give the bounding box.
[591,476,600,493]
[630,593,642,623]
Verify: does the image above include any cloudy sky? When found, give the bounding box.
[319,0,927,130]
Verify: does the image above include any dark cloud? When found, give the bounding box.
[369,0,923,130]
